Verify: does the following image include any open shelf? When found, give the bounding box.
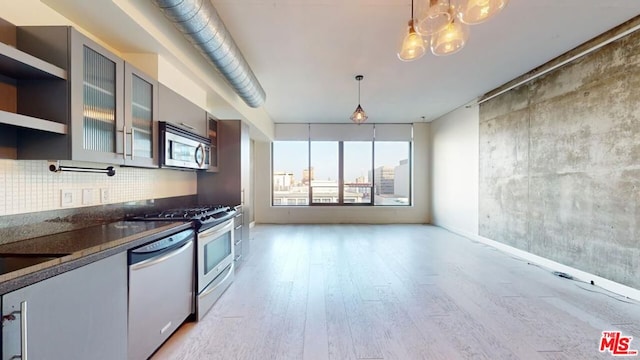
[0,109,67,134]
[0,41,67,80]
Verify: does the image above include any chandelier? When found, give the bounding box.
[398,0,509,59]
[350,75,368,124]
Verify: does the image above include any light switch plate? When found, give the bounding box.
[82,188,93,205]
[100,188,109,203]
[61,189,74,207]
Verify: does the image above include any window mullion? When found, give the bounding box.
[370,140,375,205]
[338,141,344,204]
[308,139,312,206]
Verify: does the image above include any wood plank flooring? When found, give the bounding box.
[152,225,640,360]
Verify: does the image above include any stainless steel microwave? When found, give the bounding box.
[159,122,211,170]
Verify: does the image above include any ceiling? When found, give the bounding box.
[211,0,640,123]
[40,0,640,125]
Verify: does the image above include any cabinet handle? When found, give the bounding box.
[180,122,195,130]
[20,301,28,360]
[116,129,126,159]
[130,128,135,160]
[234,225,242,230]
[122,128,127,160]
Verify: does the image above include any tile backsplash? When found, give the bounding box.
[0,160,197,216]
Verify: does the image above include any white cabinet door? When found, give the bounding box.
[2,253,128,360]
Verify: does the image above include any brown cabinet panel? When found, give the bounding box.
[198,120,251,261]
[158,84,207,138]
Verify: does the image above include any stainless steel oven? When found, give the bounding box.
[159,121,211,170]
[196,218,235,320]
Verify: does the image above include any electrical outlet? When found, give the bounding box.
[100,188,110,203]
[61,189,74,207]
[82,188,93,205]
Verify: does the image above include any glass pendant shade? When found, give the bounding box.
[415,0,452,36]
[430,19,469,56]
[350,104,368,124]
[457,0,509,25]
[398,20,426,62]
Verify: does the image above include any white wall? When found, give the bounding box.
[254,123,430,224]
[430,105,479,234]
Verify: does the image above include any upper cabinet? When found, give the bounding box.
[0,18,68,139]
[158,84,207,138]
[124,63,158,168]
[207,114,219,172]
[2,25,159,167]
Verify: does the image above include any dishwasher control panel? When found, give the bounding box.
[128,229,195,265]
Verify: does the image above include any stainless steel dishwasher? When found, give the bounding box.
[128,228,195,360]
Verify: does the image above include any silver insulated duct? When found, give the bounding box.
[153,0,266,108]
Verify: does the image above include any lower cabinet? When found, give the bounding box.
[1,253,128,360]
[233,205,244,267]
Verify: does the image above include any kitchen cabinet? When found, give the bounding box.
[233,205,244,266]
[16,26,126,164]
[198,120,251,262]
[0,18,67,160]
[123,62,159,167]
[158,84,207,138]
[1,253,128,360]
[206,114,219,172]
[4,26,159,167]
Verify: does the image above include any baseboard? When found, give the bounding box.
[436,223,640,302]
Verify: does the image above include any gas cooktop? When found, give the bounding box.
[130,205,236,230]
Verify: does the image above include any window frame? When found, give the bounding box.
[271,138,412,207]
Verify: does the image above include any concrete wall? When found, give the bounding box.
[479,30,640,289]
[430,105,479,235]
[254,123,430,224]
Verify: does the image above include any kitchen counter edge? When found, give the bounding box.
[0,221,193,295]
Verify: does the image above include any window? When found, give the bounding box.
[374,142,411,205]
[343,141,373,204]
[271,124,412,207]
[272,141,309,207]
[310,141,339,204]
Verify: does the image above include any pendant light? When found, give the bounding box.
[457,0,510,25]
[431,17,469,56]
[350,75,368,124]
[396,0,509,59]
[415,0,452,36]
[398,0,426,62]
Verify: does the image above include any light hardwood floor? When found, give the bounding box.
[152,225,640,360]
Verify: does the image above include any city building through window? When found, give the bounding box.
[272,134,411,206]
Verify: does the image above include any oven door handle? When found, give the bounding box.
[201,263,234,297]
[130,240,193,271]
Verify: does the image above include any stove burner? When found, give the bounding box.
[130,205,235,230]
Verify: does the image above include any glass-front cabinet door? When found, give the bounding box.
[70,30,124,164]
[124,63,158,167]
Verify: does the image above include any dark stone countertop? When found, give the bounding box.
[0,220,193,295]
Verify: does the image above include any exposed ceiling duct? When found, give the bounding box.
[152,0,266,108]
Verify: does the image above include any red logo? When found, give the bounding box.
[600,331,638,356]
